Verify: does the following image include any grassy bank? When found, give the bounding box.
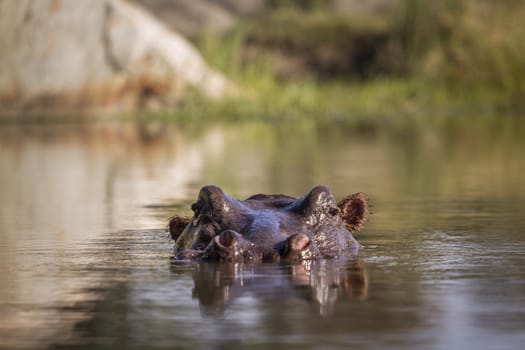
[153,0,525,125]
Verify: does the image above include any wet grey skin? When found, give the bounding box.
[169,185,369,263]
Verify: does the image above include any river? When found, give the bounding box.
[0,118,524,349]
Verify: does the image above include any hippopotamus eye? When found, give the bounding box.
[328,206,340,217]
[191,203,200,216]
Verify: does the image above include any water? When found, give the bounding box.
[1,119,524,350]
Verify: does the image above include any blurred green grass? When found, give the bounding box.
[153,0,525,125]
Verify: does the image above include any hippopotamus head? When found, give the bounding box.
[168,185,368,262]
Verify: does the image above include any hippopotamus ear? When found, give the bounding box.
[338,193,369,232]
[168,215,191,241]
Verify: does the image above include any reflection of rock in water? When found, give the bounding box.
[183,256,367,317]
[0,122,227,349]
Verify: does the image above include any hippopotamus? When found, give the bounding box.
[168,185,368,262]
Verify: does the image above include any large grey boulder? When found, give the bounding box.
[139,0,267,38]
[0,0,231,115]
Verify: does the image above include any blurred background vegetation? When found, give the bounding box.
[152,0,525,125]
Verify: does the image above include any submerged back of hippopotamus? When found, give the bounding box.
[169,185,369,262]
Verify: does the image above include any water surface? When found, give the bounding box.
[0,119,524,350]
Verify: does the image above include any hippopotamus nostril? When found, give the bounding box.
[289,233,310,251]
[218,230,237,247]
[276,233,320,262]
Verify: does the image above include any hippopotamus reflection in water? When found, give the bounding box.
[171,257,368,316]
[168,185,368,262]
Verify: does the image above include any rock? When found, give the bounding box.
[139,0,268,38]
[0,0,232,116]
